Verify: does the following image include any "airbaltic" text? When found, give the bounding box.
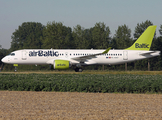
[135,43,149,48]
[29,50,59,57]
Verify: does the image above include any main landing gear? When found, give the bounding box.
[75,67,83,72]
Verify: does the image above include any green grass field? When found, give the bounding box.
[0,71,162,93]
[1,70,162,75]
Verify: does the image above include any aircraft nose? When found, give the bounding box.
[1,57,7,63]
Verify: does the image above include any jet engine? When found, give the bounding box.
[53,60,72,69]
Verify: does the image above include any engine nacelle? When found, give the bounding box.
[53,60,72,69]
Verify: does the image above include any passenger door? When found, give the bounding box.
[22,50,27,60]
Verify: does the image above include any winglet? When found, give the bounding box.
[102,47,111,54]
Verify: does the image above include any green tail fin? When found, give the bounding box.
[125,25,156,51]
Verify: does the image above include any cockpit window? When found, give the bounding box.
[11,53,15,56]
[8,53,15,56]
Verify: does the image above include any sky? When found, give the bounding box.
[0,0,162,49]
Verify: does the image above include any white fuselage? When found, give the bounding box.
[2,49,160,66]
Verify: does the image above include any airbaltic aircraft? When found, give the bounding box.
[1,26,160,72]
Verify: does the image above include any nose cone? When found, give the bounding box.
[1,57,7,63]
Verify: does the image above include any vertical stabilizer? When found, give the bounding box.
[125,26,156,50]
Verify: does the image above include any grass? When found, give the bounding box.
[1,70,162,75]
[1,72,162,93]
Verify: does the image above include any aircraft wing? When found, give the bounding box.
[71,47,111,62]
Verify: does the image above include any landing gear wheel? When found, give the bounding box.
[78,68,83,72]
[75,68,83,72]
[75,68,78,72]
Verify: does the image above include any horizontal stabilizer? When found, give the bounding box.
[139,51,160,56]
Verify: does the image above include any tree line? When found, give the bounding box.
[1,20,162,71]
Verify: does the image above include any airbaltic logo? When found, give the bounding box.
[29,50,59,57]
[57,64,66,66]
[135,43,149,48]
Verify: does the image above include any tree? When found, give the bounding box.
[0,48,9,70]
[159,25,162,36]
[10,22,44,51]
[150,26,162,70]
[72,25,90,49]
[113,24,132,49]
[91,22,111,49]
[42,21,72,49]
[149,38,162,70]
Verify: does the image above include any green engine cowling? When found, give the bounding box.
[53,60,72,69]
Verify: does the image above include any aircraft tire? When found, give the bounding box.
[75,68,79,72]
[78,68,83,72]
[75,68,83,72]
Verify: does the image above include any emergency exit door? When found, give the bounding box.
[123,51,128,60]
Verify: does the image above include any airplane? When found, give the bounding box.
[1,25,160,72]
